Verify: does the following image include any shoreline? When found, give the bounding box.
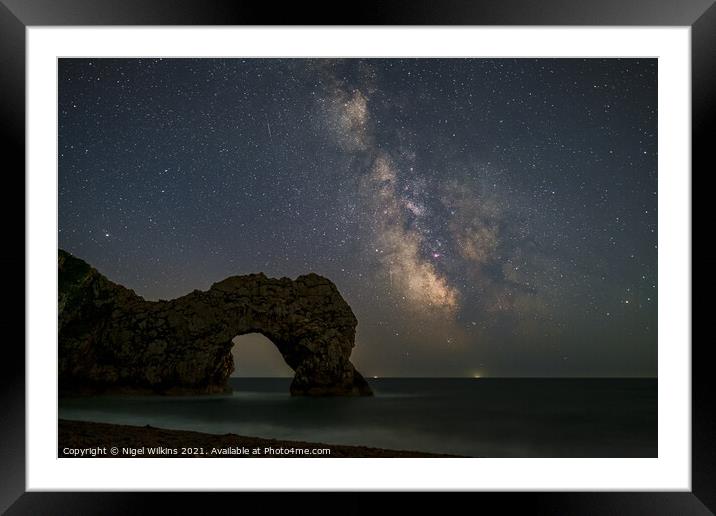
[59,419,460,458]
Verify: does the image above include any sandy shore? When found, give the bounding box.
[59,419,458,458]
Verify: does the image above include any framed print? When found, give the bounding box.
[2,0,710,513]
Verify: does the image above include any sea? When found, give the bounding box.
[58,378,657,457]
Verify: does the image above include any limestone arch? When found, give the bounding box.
[230,332,294,378]
[58,249,373,396]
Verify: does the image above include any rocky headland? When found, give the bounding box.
[58,249,372,396]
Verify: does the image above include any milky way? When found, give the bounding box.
[59,58,657,377]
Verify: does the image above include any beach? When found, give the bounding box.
[58,419,455,458]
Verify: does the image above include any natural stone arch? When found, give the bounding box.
[230,333,293,377]
[58,249,372,396]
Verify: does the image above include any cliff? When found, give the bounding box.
[58,249,372,396]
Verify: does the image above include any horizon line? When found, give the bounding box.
[230,375,658,379]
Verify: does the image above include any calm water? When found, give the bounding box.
[59,378,657,457]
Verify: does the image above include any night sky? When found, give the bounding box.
[59,58,657,378]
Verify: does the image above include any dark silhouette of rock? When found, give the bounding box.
[58,249,372,396]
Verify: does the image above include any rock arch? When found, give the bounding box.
[230,333,294,377]
[58,250,372,396]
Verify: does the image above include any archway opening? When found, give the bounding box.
[231,333,294,378]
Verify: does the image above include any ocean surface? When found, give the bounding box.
[59,378,657,457]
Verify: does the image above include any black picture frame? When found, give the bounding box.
[1,1,709,513]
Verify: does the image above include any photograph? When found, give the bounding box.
[57,57,659,459]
